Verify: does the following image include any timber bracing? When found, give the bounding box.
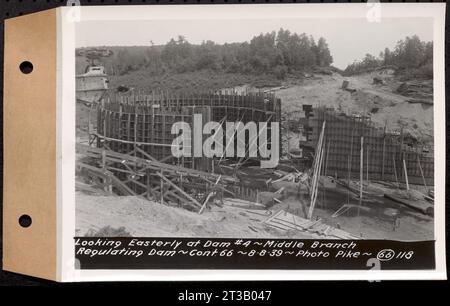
[96,92,282,172]
[76,144,237,212]
[301,107,434,186]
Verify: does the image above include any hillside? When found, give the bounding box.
[276,71,433,144]
[76,33,433,146]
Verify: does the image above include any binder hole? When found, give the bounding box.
[19,215,32,228]
[19,61,33,74]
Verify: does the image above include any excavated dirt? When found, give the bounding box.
[75,71,434,241]
[277,72,433,144]
[76,192,316,239]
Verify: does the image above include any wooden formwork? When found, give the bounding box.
[82,91,282,210]
[76,143,238,212]
[96,92,282,171]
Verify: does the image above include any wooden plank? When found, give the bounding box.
[403,158,410,191]
[199,175,221,214]
[308,121,326,219]
[76,182,115,196]
[203,178,235,196]
[417,155,428,189]
[223,198,265,207]
[160,171,164,205]
[270,217,311,230]
[135,145,158,162]
[78,162,136,196]
[199,192,215,214]
[263,209,284,224]
[265,210,359,239]
[77,143,237,183]
[157,172,202,208]
[164,189,192,207]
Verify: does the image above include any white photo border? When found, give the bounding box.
[58,3,447,281]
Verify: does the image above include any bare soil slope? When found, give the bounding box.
[76,192,316,239]
[277,72,433,143]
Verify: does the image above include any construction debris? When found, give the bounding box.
[384,190,433,216]
[75,68,434,241]
[257,191,283,207]
[222,198,266,210]
[263,210,360,239]
[396,81,433,102]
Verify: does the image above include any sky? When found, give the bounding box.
[76,18,433,69]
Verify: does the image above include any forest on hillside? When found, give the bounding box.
[344,35,433,79]
[78,29,333,80]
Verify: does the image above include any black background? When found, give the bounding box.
[0,0,448,298]
[75,238,436,270]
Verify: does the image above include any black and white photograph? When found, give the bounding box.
[76,10,435,239]
[1,2,447,285]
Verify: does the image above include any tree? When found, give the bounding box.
[344,36,433,77]
[249,32,278,72]
[315,37,333,66]
[196,40,222,70]
[423,41,433,65]
[394,35,425,68]
[383,48,392,66]
[86,28,336,79]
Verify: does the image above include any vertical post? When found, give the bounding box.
[134,110,138,193]
[325,140,330,176]
[126,113,131,153]
[346,155,350,204]
[118,105,122,152]
[160,171,164,205]
[359,136,363,216]
[403,158,410,191]
[348,129,354,187]
[146,169,151,200]
[103,109,107,148]
[366,142,369,183]
[102,148,106,192]
[393,153,399,189]
[417,154,427,189]
[308,121,325,220]
[161,112,166,162]
[381,136,386,180]
[134,111,138,151]
[87,103,92,144]
[321,138,329,209]
[287,120,290,159]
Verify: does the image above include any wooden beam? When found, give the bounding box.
[157,172,202,208]
[308,121,325,220]
[164,189,192,206]
[199,175,221,214]
[417,154,428,189]
[78,162,136,196]
[135,146,158,162]
[359,136,363,216]
[199,192,215,214]
[402,158,410,191]
[381,137,386,180]
[393,153,399,189]
[76,143,237,183]
[146,169,152,200]
[160,170,164,205]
